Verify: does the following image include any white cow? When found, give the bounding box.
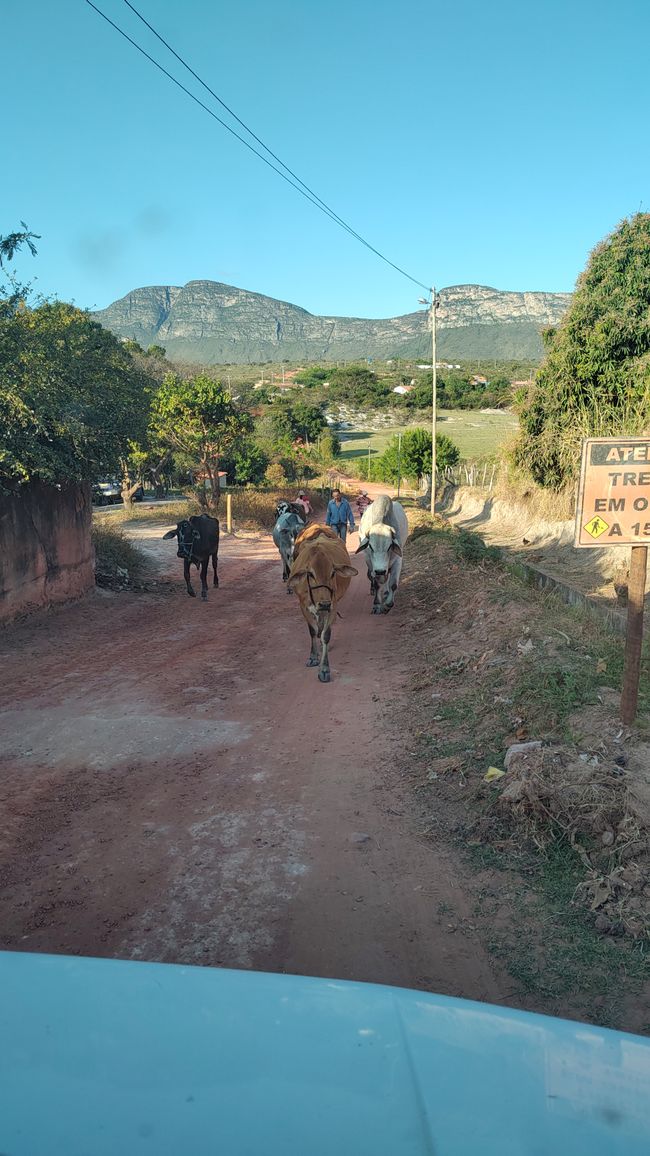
[356,494,409,614]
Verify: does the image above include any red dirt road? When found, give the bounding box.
[0,522,502,1002]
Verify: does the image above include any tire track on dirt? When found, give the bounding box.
[0,526,505,1004]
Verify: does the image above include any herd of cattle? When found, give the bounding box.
[163,493,409,683]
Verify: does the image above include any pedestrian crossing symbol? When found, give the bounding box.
[583,515,609,539]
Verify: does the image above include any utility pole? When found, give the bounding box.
[397,431,402,498]
[419,288,438,515]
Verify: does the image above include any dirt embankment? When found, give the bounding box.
[439,484,634,607]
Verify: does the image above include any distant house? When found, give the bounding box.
[470,374,489,386]
[194,469,228,490]
[392,385,413,395]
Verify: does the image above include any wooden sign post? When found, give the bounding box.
[575,437,650,724]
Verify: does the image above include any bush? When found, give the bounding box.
[91,523,149,588]
[265,462,287,485]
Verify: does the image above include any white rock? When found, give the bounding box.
[504,741,542,770]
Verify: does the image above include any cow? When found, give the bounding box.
[275,500,308,522]
[162,514,219,600]
[272,510,305,588]
[289,526,357,683]
[356,494,408,614]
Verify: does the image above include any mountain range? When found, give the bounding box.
[93,280,572,364]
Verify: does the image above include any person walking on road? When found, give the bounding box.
[326,488,355,544]
[295,490,312,519]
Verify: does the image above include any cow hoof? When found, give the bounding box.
[286,586,293,594]
[318,671,331,683]
[201,593,208,602]
[213,580,219,588]
[306,657,319,667]
[188,589,196,598]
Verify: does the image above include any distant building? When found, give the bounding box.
[470,374,489,386]
[392,385,413,395]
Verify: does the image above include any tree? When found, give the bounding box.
[514,213,650,489]
[0,301,150,488]
[374,428,459,483]
[223,439,268,485]
[0,223,39,311]
[289,400,326,444]
[150,374,252,508]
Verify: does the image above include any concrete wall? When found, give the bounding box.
[0,483,94,624]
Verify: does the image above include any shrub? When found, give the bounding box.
[91,523,149,587]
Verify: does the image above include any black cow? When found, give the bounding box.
[163,515,219,600]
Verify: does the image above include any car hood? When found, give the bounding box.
[1,952,649,1155]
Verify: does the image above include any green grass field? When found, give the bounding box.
[338,409,519,464]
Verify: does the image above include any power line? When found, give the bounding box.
[85,0,431,293]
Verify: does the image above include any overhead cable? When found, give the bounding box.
[85,0,431,293]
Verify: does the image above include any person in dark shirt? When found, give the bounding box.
[325,489,355,543]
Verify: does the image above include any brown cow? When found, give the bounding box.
[289,527,357,682]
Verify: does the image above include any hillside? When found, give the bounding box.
[93,280,571,364]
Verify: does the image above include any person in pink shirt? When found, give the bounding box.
[295,490,312,519]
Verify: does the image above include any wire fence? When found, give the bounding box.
[437,462,500,490]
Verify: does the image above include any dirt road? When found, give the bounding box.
[0,518,504,1003]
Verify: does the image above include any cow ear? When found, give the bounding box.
[162,529,177,540]
[335,564,358,578]
[391,543,403,557]
[355,537,369,552]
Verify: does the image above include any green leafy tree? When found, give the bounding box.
[514,213,650,489]
[150,374,252,509]
[294,366,330,388]
[378,428,459,482]
[363,430,459,484]
[0,223,39,310]
[223,439,268,485]
[289,400,326,444]
[0,301,149,488]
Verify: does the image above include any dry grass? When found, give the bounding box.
[494,744,650,939]
[490,463,576,521]
[229,486,326,531]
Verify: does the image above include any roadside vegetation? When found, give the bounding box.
[91,522,151,590]
[514,212,650,490]
[399,516,650,1031]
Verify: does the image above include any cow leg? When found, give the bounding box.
[184,559,196,597]
[318,625,332,682]
[200,556,209,600]
[212,550,219,587]
[382,557,402,613]
[306,623,319,667]
[372,582,383,614]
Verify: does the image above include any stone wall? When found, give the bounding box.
[0,483,94,624]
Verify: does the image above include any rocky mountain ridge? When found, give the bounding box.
[93,279,571,363]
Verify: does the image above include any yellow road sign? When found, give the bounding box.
[583,515,609,538]
[575,437,650,547]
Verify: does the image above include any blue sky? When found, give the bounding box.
[3,0,649,319]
